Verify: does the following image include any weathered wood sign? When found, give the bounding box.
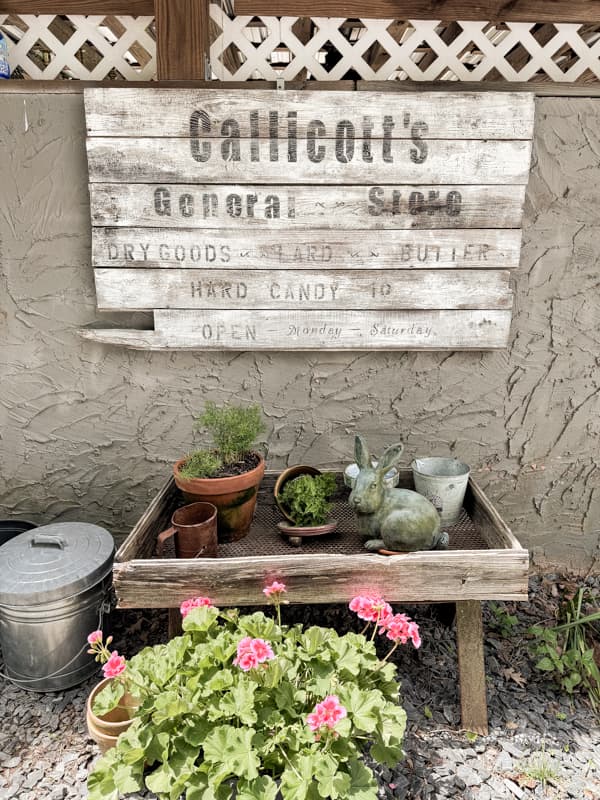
[82,88,535,350]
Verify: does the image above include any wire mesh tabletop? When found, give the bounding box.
[157,492,488,560]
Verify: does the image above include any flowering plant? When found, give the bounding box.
[88,584,419,800]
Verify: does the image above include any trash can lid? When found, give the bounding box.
[0,522,114,605]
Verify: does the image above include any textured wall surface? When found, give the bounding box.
[1,92,599,571]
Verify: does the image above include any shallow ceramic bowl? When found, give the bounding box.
[277,520,338,538]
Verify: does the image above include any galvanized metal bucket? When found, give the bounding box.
[0,522,114,692]
[411,457,470,527]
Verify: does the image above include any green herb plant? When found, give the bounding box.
[180,402,265,480]
[88,586,410,800]
[529,587,600,710]
[279,473,337,527]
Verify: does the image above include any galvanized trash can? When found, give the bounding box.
[0,522,114,691]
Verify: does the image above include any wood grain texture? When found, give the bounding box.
[155,0,209,81]
[456,600,489,735]
[5,80,600,97]
[86,137,533,185]
[465,479,525,551]
[93,267,512,311]
[0,0,152,10]
[84,88,535,139]
[90,184,526,231]
[81,308,513,349]
[232,0,600,24]
[112,549,529,607]
[92,228,522,270]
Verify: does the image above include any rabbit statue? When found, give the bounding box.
[349,435,449,552]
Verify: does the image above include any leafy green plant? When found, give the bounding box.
[488,602,519,639]
[196,402,264,465]
[181,402,265,478]
[279,473,337,526]
[529,587,600,710]
[87,585,415,800]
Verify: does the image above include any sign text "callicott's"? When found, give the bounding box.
[189,110,429,164]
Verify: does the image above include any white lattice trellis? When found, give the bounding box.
[3,7,600,82]
[0,14,155,79]
[208,5,600,83]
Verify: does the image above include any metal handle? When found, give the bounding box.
[29,533,66,549]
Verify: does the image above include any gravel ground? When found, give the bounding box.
[0,574,598,800]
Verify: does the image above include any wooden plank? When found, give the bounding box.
[93,229,522,271]
[4,80,600,97]
[465,479,526,551]
[0,1,153,11]
[93,267,512,311]
[455,600,489,735]
[81,308,513,349]
[90,184,526,231]
[84,88,535,140]
[115,478,178,562]
[111,548,529,608]
[86,137,533,185]
[232,1,600,24]
[155,0,209,81]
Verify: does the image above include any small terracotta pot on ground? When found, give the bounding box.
[173,454,265,543]
[86,678,138,754]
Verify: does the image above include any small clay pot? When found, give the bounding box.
[86,678,138,754]
[274,465,322,523]
[277,519,338,547]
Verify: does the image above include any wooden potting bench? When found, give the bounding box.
[113,470,528,735]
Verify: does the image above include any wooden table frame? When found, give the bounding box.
[114,471,528,734]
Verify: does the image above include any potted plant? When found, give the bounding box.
[174,402,266,542]
[87,584,419,800]
[85,632,140,754]
[276,470,338,544]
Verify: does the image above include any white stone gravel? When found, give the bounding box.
[0,576,598,799]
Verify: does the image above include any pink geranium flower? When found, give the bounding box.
[378,613,421,648]
[233,636,275,669]
[236,652,259,671]
[263,581,287,597]
[180,596,213,618]
[349,594,392,623]
[306,695,347,733]
[87,630,103,645]
[102,651,127,678]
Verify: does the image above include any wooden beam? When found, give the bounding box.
[0,1,153,11]
[234,1,600,24]
[455,600,489,734]
[155,0,209,81]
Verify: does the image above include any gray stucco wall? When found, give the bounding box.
[1,91,599,571]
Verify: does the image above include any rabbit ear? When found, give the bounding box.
[377,442,404,473]
[354,435,371,469]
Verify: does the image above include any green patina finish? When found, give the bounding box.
[349,435,448,553]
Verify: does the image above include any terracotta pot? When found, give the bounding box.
[173,453,265,543]
[274,465,322,523]
[86,678,138,754]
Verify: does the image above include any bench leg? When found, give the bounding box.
[455,600,488,735]
[168,608,183,638]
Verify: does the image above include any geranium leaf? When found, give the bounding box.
[280,754,319,800]
[202,725,260,780]
[370,740,404,768]
[113,762,143,794]
[91,680,125,717]
[341,687,382,732]
[182,606,220,633]
[237,775,279,800]
[315,753,351,799]
[346,760,379,800]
